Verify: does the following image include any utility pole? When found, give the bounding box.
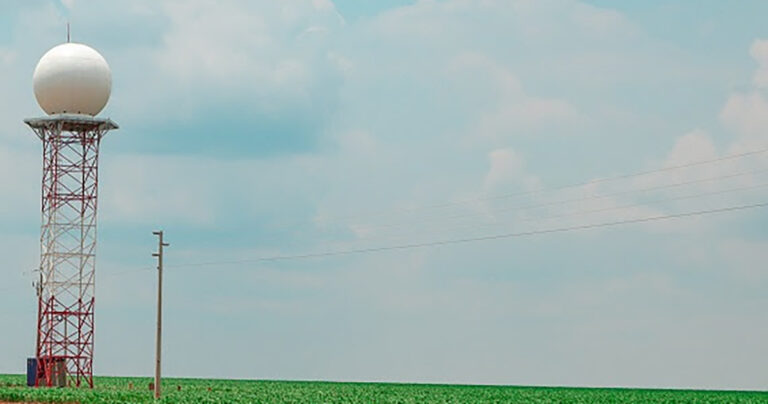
[152,231,169,400]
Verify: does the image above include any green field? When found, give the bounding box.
[1,374,766,403]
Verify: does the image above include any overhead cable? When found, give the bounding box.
[325,147,768,224]
[362,182,768,242]
[356,167,768,232]
[165,201,768,268]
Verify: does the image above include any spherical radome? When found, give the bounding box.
[33,43,112,116]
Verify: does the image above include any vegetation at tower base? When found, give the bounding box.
[1,375,767,404]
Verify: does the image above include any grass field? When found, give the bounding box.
[1,374,767,403]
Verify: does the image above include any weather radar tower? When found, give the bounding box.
[26,41,116,388]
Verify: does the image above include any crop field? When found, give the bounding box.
[1,374,767,403]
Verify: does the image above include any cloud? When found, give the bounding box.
[631,39,768,235]
[311,0,335,12]
[662,130,718,166]
[750,39,768,89]
[102,0,346,157]
[720,92,768,146]
[718,39,768,152]
[484,148,540,193]
[153,1,341,88]
[447,53,583,141]
[0,47,16,65]
[475,98,582,140]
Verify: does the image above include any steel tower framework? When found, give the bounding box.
[26,114,117,388]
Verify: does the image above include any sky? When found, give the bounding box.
[1,0,768,390]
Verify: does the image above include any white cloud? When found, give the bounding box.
[720,92,768,146]
[154,0,340,87]
[633,39,768,235]
[446,53,582,140]
[718,39,768,152]
[750,39,768,89]
[638,130,747,192]
[570,3,630,35]
[476,98,582,140]
[484,148,539,193]
[647,39,768,185]
[662,130,718,166]
[0,47,16,65]
[312,0,334,11]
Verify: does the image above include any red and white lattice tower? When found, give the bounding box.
[26,42,115,388]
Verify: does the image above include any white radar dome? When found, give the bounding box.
[33,43,112,116]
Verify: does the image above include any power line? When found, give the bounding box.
[69,149,768,276]
[107,183,768,276]
[165,201,768,269]
[101,267,153,278]
[209,148,768,245]
[360,181,768,243]
[322,146,768,224]
[514,182,768,224]
[355,167,768,233]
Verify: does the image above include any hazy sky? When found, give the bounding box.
[1,0,767,390]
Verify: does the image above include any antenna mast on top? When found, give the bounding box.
[67,22,70,43]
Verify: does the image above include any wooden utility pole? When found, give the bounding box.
[152,231,169,400]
